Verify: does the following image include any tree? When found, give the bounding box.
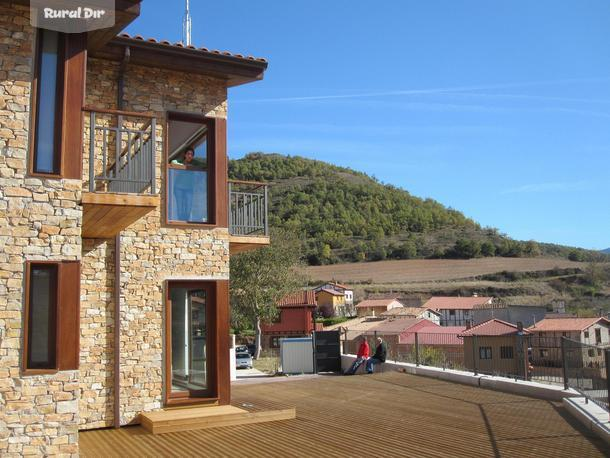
[480,240,496,257]
[230,229,306,359]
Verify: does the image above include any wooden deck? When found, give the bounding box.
[80,372,609,457]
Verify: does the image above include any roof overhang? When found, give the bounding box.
[91,36,268,87]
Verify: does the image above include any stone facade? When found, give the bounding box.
[0,3,80,456]
[1,2,234,453]
[78,59,230,428]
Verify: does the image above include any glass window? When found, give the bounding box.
[479,346,492,360]
[33,29,62,174]
[170,286,208,393]
[26,264,58,369]
[167,118,210,223]
[500,346,514,359]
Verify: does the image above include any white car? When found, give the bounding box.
[236,352,253,369]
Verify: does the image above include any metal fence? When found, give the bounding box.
[563,338,609,411]
[228,180,268,237]
[85,108,157,194]
[341,329,610,411]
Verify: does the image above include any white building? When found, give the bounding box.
[423,296,494,327]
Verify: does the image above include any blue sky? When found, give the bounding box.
[127,1,610,250]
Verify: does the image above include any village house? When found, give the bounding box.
[355,298,404,317]
[381,306,441,325]
[423,296,495,326]
[0,0,270,454]
[527,317,610,367]
[260,291,318,350]
[314,286,347,317]
[399,325,466,367]
[461,319,531,378]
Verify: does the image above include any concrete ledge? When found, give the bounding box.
[341,354,577,402]
[563,397,610,445]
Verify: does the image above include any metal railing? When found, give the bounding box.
[341,328,609,409]
[84,107,156,194]
[563,337,609,411]
[229,180,268,236]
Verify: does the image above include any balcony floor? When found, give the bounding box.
[229,234,270,254]
[80,372,607,457]
[82,192,159,238]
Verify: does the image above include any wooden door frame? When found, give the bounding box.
[164,280,218,406]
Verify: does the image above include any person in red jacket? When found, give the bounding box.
[344,336,370,375]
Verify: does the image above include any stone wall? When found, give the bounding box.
[79,58,230,428]
[0,3,80,455]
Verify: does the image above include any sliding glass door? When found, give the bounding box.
[167,282,214,401]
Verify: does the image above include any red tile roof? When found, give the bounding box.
[277,291,317,308]
[364,318,424,335]
[400,326,466,345]
[460,319,530,336]
[316,288,344,297]
[115,33,267,63]
[355,298,403,309]
[423,296,494,311]
[528,317,610,332]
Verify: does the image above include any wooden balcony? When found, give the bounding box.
[82,107,159,239]
[229,180,270,254]
[82,192,159,238]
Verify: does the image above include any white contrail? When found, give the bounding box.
[234,77,610,103]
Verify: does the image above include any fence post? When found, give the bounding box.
[89,111,95,192]
[473,335,478,376]
[415,332,419,366]
[561,337,569,391]
[604,348,610,416]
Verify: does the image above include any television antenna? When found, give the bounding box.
[182,0,192,46]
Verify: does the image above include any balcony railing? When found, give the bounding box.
[84,107,156,194]
[229,180,268,237]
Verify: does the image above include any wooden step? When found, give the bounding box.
[140,404,296,435]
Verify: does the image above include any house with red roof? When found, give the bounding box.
[460,319,531,378]
[423,296,495,327]
[399,325,466,368]
[527,317,610,366]
[355,298,404,317]
[261,291,319,349]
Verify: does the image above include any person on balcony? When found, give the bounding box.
[344,336,369,375]
[170,147,207,222]
[366,337,387,373]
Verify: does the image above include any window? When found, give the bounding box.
[595,328,602,345]
[32,29,64,175]
[539,349,549,358]
[271,337,281,348]
[166,113,224,225]
[272,311,283,324]
[584,331,589,339]
[588,349,596,358]
[449,310,456,316]
[29,31,86,179]
[479,346,492,360]
[500,346,514,359]
[24,261,80,373]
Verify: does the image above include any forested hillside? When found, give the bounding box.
[229,153,604,265]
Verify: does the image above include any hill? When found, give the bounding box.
[603,248,610,254]
[229,153,604,265]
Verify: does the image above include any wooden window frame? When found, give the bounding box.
[478,346,492,360]
[163,112,227,229]
[28,30,86,180]
[22,261,81,375]
[163,279,230,407]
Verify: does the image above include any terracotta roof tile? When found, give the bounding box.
[460,319,529,336]
[116,32,267,63]
[528,317,609,332]
[423,296,494,311]
[355,298,402,308]
[277,290,317,308]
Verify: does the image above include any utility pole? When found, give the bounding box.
[182,0,192,46]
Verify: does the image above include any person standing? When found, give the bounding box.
[344,336,370,375]
[366,337,387,373]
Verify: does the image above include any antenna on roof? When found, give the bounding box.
[182,0,192,46]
